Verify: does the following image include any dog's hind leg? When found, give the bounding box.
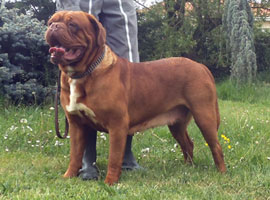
[191,105,226,173]
[168,117,194,164]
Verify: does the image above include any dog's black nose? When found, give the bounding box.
[50,23,62,31]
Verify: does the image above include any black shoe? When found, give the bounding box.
[78,163,99,180]
[122,135,143,170]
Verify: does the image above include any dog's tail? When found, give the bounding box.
[215,99,220,130]
[203,65,220,131]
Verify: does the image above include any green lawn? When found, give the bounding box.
[1,81,270,199]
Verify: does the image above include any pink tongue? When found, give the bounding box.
[49,47,81,61]
[64,48,82,60]
[49,47,65,55]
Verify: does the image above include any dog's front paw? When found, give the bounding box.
[104,175,119,185]
[63,169,79,178]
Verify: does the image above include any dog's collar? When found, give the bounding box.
[70,50,105,79]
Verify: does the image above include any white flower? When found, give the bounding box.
[5,148,9,152]
[141,147,150,153]
[49,107,54,110]
[174,143,178,148]
[20,118,28,124]
[27,126,33,131]
[100,135,106,140]
[9,125,18,131]
[171,149,176,153]
[116,183,123,190]
[55,140,64,146]
[100,132,107,140]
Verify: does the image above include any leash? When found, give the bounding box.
[54,70,69,139]
[54,48,105,138]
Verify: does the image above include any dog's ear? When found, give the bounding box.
[87,14,106,47]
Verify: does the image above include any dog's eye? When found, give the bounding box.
[68,23,78,32]
[68,23,76,27]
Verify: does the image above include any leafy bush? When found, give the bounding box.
[254,28,270,72]
[137,5,165,61]
[137,4,196,62]
[137,2,230,79]
[0,8,56,104]
[223,0,257,84]
[138,2,269,80]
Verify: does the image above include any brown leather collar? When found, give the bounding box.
[70,50,105,79]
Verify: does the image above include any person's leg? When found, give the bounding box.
[122,135,141,170]
[79,0,103,20]
[78,130,99,180]
[101,0,139,62]
[56,0,81,11]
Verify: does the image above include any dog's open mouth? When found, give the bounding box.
[47,35,86,65]
[49,45,85,65]
[49,46,84,62]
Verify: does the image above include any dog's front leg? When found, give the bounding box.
[105,125,128,185]
[64,117,86,178]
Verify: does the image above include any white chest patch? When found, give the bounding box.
[66,79,97,123]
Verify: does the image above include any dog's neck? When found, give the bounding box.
[62,45,105,79]
[69,48,105,79]
[62,45,117,80]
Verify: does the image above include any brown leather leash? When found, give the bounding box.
[55,70,69,139]
[54,50,105,139]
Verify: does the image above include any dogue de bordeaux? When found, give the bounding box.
[45,11,226,185]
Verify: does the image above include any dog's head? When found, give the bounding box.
[45,11,106,73]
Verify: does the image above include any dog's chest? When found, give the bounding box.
[66,79,96,123]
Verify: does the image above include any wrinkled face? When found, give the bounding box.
[45,11,105,66]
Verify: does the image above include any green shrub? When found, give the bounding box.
[0,8,56,104]
[254,28,270,72]
[137,3,196,62]
[223,0,257,84]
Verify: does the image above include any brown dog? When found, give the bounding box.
[45,11,226,185]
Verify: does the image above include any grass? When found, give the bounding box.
[1,78,270,199]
